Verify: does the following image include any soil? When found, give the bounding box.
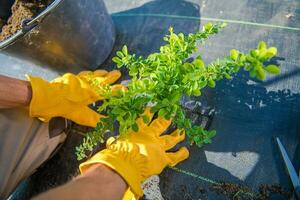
[0,0,54,42]
[211,182,292,200]
[258,184,292,200]
[211,183,253,200]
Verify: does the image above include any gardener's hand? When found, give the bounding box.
[79,108,190,199]
[27,70,124,127]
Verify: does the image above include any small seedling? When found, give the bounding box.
[76,22,280,160]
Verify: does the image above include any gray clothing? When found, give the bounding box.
[0,49,67,199]
[0,108,67,199]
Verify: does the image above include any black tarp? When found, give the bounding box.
[7,0,300,199]
[102,0,300,199]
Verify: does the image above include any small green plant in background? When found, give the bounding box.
[76,22,280,160]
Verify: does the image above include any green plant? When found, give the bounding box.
[76,23,280,160]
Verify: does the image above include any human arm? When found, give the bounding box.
[0,70,123,127]
[0,75,32,108]
[32,164,127,200]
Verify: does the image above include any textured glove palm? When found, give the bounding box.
[79,109,189,199]
[27,70,123,127]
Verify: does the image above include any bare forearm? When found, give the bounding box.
[33,164,127,200]
[0,75,32,108]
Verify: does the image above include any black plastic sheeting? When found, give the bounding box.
[5,0,300,199]
[102,0,300,199]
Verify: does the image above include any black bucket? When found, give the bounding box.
[0,0,14,20]
[0,0,115,73]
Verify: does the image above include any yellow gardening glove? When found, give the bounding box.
[79,108,190,199]
[27,70,124,127]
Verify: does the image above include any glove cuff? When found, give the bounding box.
[79,147,145,198]
[26,75,53,121]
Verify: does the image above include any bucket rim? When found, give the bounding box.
[0,0,63,50]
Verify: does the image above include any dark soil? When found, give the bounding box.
[211,183,253,200]
[258,184,292,200]
[0,0,53,41]
[211,182,292,200]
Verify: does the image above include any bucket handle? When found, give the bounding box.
[26,0,62,27]
[0,0,63,49]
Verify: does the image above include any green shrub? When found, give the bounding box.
[76,23,280,160]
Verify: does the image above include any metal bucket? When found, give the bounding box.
[0,0,115,73]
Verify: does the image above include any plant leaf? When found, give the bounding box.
[258,41,266,50]
[256,67,266,80]
[122,45,128,55]
[265,64,280,74]
[204,22,213,31]
[142,115,150,124]
[230,49,239,61]
[208,80,216,88]
[132,123,139,132]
